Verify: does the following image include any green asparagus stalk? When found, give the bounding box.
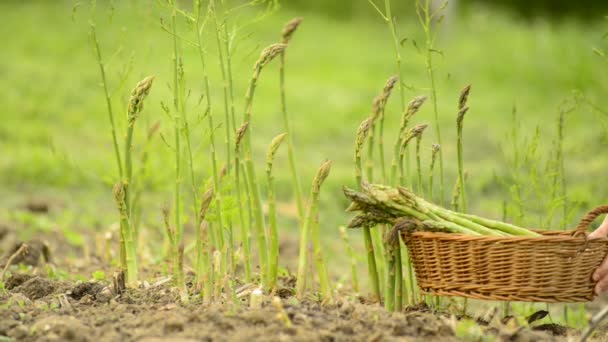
[451,172,462,211]
[385,230,397,311]
[130,121,160,244]
[377,75,399,183]
[372,76,398,299]
[112,183,138,285]
[411,192,540,236]
[354,118,381,301]
[197,188,214,302]
[339,226,359,293]
[208,0,237,285]
[389,97,426,308]
[415,132,424,194]
[199,221,213,304]
[234,122,252,282]
[391,96,427,186]
[168,1,186,301]
[394,241,404,309]
[311,162,334,301]
[90,24,123,180]
[453,211,541,237]
[456,85,471,213]
[123,76,154,278]
[398,187,508,236]
[194,0,225,283]
[161,204,187,302]
[399,124,427,187]
[296,160,333,300]
[384,220,409,312]
[345,183,541,237]
[240,160,255,282]
[280,17,305,223]
[366,95,382,183]
[429,144,440,200]
[266,133,288,290]
[242,43,287,289]
[417,0,445,205]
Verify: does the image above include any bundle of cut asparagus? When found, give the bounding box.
[344,182,540,237]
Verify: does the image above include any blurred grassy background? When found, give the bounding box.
[1,0,607,283]
[289,0,608,19]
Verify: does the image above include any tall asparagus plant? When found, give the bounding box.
[399,124,428,187]
[366,75,398,185]
[416,0,448,204]
[339,226,359,293]
[90,25,123,181]
[415,128,426,194]
[194,0,226,284]
[163,0,191,302]
[161,204,187,301]
[354,118,381,301]
[130,121,161,243]
[361,77,399,304]
[296,160,333,300]
[112,182,137,284]
[367,0,407,114]
[209,0,233,171]
[234,122,252,282]
[113,76,154,284]
[266,133,287,290]
[456,85,471,213]
[309,160,333,301]
[398,123,427,303]
[428,143,440,200]
[91,1,153,286]
[376,76,399,183]
[208,0,236,281]
[391,96,427,186]
[554,103,571,322]
[368,0,412,186]
[363,79,392,301]
[241,43,287,289]
[279,17,305,223]
[197,188,215,303]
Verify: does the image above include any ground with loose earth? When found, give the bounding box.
[1,204,607,341]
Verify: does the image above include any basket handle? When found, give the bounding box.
[575,205,608,235]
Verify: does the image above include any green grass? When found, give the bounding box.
[1,1,608,292]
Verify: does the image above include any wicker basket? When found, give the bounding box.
[401,206,608,302]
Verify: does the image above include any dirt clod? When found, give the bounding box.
[13,276,56,300]
[95,286,114,303]
[5,273,34,290]
[0,240,50,267]
[0,224,9,241]
[68,282,105,300]
[505,328,555,342]
[163,318,185,333]
[31,316,91,342]
[24,200,50,214]
[275,287,292,298]
[5,293,33,312]
[533,323,569,336]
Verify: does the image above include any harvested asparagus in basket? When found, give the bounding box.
[344,182,540,237]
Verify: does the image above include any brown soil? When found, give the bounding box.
[2,273,450,342]
[1,272,588,342]
[0,202,603,342]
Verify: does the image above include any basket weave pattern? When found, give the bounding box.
[401,206,608,302]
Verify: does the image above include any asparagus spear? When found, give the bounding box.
[344,183,540,237]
